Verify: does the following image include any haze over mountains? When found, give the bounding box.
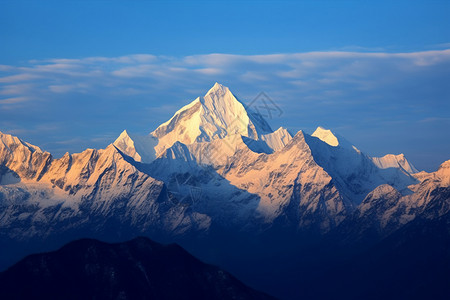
[0,83,449,299]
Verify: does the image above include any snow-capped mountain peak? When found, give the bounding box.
[311,126,359,151]
[261,127,293,151]
[113,130,158,163]
[113,130,137,158]
[151,83,273,156]
[312,126,339,147]
[0,130,44,154]
[309,127,418,175]
[371,153,419,174]
[435,159,450,185]
[206,82,229,96]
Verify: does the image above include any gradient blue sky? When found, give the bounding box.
[1,0,449,171]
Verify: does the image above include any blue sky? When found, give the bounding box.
[1,0,449,171]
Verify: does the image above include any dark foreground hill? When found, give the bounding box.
[0,237,276,300]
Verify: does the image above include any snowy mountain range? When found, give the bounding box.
[0,83,449,271]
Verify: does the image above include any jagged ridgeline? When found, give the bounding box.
[1,83,449,299]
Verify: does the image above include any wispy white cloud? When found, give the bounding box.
[112,64,157,77]
[1,49,449,100]
[418,117,450,123]
[0,83,35,95]
[48,83,91,93]
[0,73,41,83]
[0,96,30,104]
[430,42,450,50]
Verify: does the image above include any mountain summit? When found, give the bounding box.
[114,83,282,163]
[312,126,339,147]
[151,83,272,156]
